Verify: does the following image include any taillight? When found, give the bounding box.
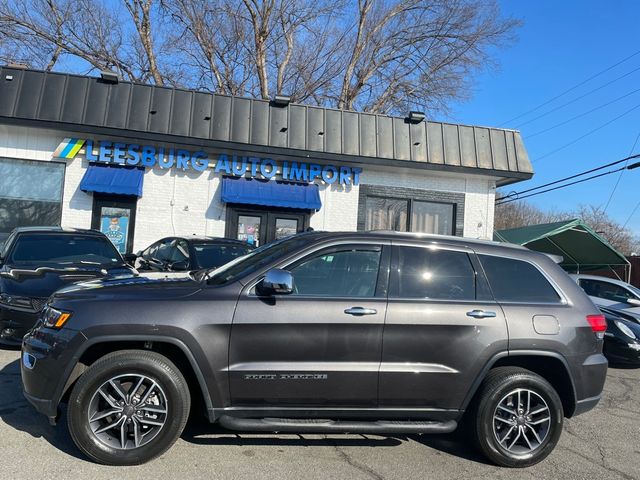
[586,314,607,339]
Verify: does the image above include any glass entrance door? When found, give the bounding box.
[91,194,137,253]
[227,206,308,246]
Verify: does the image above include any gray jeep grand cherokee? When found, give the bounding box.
[21,231,608,467]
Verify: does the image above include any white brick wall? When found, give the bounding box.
[1,124,499,251]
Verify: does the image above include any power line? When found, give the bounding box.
[525,87,640,139]
[496,153,640,202]
[622,200,640,229]
[499,48,640,127]
[514,64,640,130]
[602,129,640,213]
[533,102,640,163]
[496,167,628,205]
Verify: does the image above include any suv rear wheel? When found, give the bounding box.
[471,367,563,468]
[67,350,191,465]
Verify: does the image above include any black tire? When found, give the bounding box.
[470,367,563,468]
[67,350,191,465]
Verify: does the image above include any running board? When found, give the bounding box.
[218,416,457,434]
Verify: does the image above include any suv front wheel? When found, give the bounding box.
[67,350,191,465]
[472,367,564,468]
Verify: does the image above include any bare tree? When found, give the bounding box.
[0,0,519,116]
[0,0,169,83]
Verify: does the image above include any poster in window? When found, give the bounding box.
[100,207,130,253]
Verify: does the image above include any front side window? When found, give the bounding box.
[289,247,382,297]
[580,279,637,302]
[392,246,476,300]
[153,239,175,262]
[479,255,561,303]
[8,234,122,266]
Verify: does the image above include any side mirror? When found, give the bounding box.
[257,269,294,296]
[169,260,189,271]
[627,298,640,307]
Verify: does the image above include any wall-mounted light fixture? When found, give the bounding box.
[272,94,291,107]
[100,70,119,84]
[408,111,425,123]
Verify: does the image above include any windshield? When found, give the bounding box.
[8,234,123,266]
[629,284,640,298]
[193,243,253,269]
[206,235,313,286]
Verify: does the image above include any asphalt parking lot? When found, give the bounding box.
[0,347,638,480]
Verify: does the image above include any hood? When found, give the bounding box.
[0,263,135,298]
[51,271,202,303]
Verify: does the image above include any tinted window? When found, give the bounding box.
[193,243,251,269]
[207,235,313,286]
[393,246,475,300]
[580,279,637,302]
[153,239,174,262]
[479,255,560,303]
[290,247,381,297]
[8,234,121,266]
[170,240,190,263]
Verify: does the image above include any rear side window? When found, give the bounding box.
[579,279,636,302]
[479,255,560,303]
[392,246,476,300]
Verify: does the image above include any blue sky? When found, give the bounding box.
[448,0,640,235]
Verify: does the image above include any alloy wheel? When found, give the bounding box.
[87,373,168,450]
[492,388,551,454]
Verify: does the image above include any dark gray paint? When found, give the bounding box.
[22,231,606,429]
[0,68,532,185]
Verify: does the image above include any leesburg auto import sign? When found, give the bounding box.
[54,138,363,186]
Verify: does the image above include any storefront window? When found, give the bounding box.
[274,218,298,240]
[98,207,131,254]
[364,196,408,231]
[0,158,65,240]
[237,215,262,247]
[363,195,454,235]
[411,201,454,235]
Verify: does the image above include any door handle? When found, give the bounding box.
[466,309,496,319]
[344,307,377,316]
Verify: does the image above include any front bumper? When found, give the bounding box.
[21,325,84,423]
[0,304,38,345]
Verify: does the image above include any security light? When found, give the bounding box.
[408,111,425,123]
[100,70,119,84]
[273,94,291,107]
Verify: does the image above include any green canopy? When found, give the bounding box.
[495,219,630,279]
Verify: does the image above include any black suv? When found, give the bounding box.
[21,232,608,467]
[1,227,135,345]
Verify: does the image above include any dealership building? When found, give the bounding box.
[0,67,533,253]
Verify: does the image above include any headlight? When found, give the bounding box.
[0,293,34,310]
[41,305,72,329]
[615,320,637,340]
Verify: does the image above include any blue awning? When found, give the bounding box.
[80,165,144,197]
[221,177,321,210]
